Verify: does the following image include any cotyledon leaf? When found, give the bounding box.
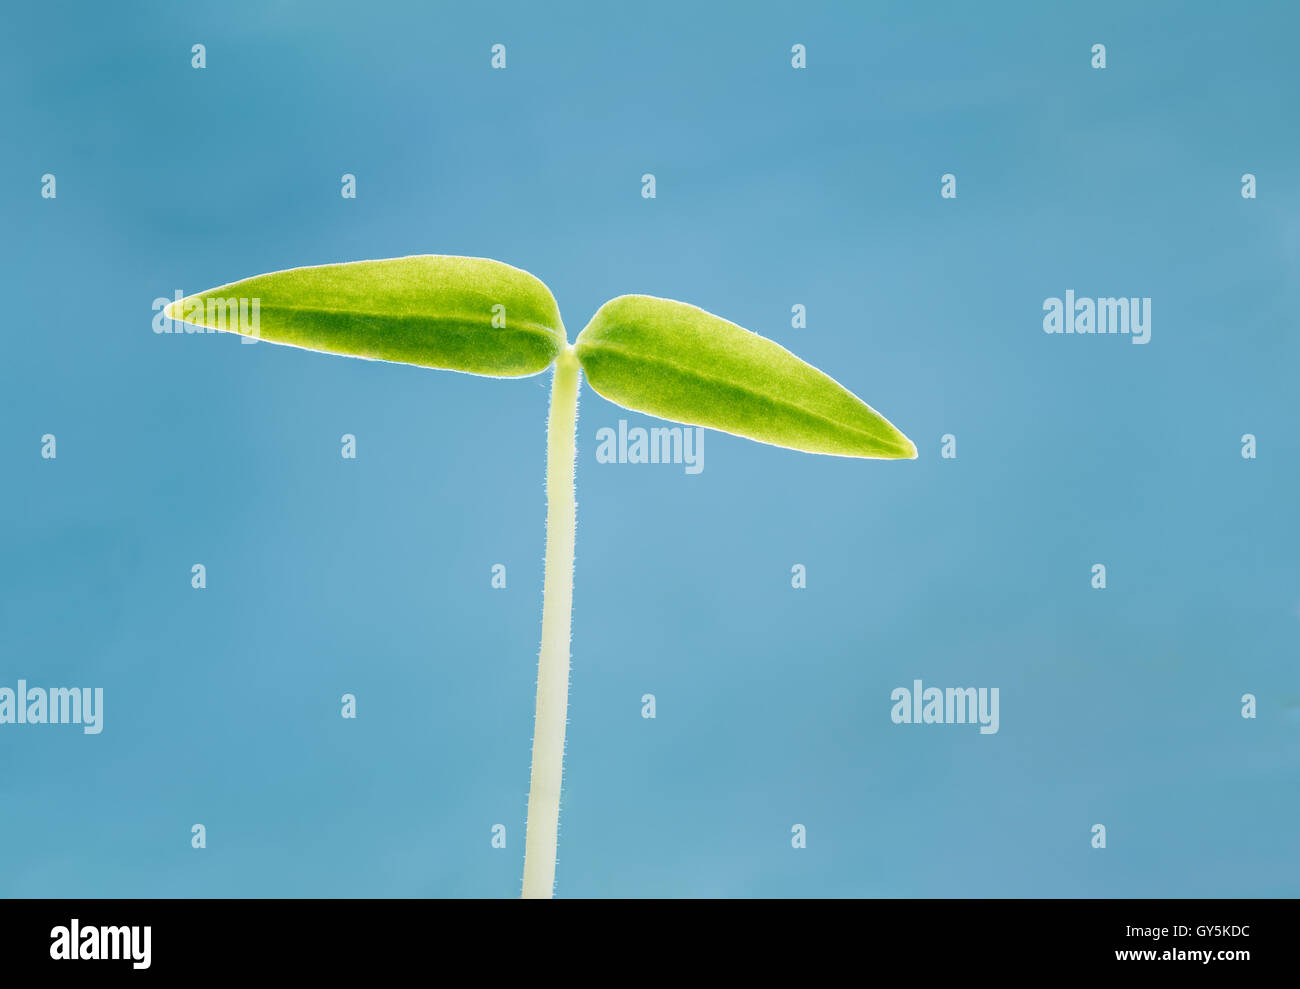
[574,295,916,459]
[165,255,565,377]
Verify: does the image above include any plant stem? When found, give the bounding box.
[522,345,580,898]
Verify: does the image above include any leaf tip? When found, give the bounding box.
[868,414,918,460]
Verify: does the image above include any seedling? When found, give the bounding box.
[167,255,915,898]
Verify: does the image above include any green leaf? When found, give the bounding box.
[165,255,565,377]
[574,295,916,459]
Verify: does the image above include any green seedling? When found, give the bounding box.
[167,255,915,898]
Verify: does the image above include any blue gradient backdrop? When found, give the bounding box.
[1,0,1297,897]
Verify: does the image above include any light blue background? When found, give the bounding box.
[1,0,1296,897]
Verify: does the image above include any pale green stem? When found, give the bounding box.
[522,345,580,898]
